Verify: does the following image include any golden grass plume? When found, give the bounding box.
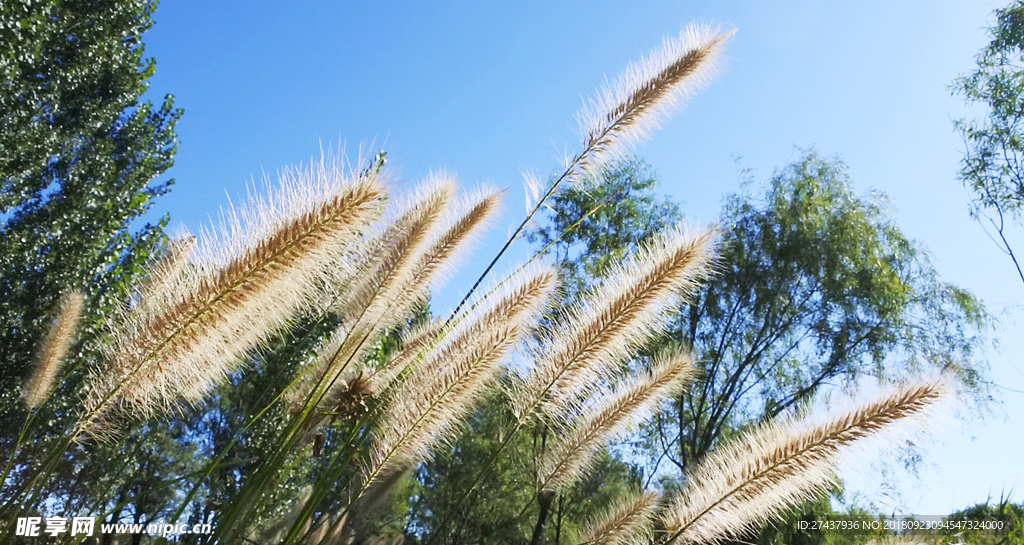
[661,380,948,545]
[23,290,86,410]
[334,175,455,323]
[134,235,196,317]
[576,24,733,175]
[514,226,716,421]
[287,178,454,413]
[366,319,443,397]
[538,348,695,491]
[578,490,659,545]
[288,182,500,415]
[77,155,383,440]
[363,268,556,488]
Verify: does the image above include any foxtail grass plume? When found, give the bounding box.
[443,26,729,320]
[661,380,948,545]
[363,268,556,488]
[538,348,695,491]
[522,170,544,215]
[578,490,659,545]
[288,178,454,412]
[356,191,500,397]
[290,182,500,414]
[404,189,499,296]
[77,155,384,440]
[335,176,455,323]
[514,227,716,421]
[134,235,196,317]
[366,319,443,396]
[576,24,732,175]
[333,185,497,340]
[536,346,696,491]
[23,291,86,410]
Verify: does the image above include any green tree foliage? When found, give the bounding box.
[407,389,642,544]
[667,151,990,471]
[953,0,1024,284]
[0,0,180,396]
[750,497,1024,545]
[938,497,1023,545]
[781,497,1024,545]
[529,151,991,480]
[0,0,181,521]
[527,157,681,298]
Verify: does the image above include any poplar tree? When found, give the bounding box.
[1,0,180,407]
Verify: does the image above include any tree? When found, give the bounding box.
[0,0,181,390]
[665,150,990,473]
[952,0,1024,285]
[406,388,643,544]
[527,157,681,299]
[0,0,181,519]
[939,496,1023,545]
[529,151,991,487]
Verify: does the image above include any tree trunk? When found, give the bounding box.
[530,490,556,545]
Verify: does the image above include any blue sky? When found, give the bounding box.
[143,0,1021,516]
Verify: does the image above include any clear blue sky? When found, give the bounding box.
[143,0,1021,516]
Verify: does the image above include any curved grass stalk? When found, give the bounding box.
[514,227,715,422]
[273,269,555,545]
[361,269,555,490]
[425,222,712,541]
[212,191,507,542]
[287,178,455,413]
[446,24,732,325]
[295,186,500,418]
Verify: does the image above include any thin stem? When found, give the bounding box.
[446,129,614,324]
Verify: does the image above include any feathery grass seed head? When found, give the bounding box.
[406,189,500,294]
[661,380,948,545]
[288,179,501,414]
[78,155,383,440]
[336,174,456,320]
[579,490,659,545]
[134,235,197,317]
[24,291,86,410]
[364,268,556,486]
[367,319,444,396]
[539,348,695,491]
[515,226,716,421]
[577,24,733,174]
